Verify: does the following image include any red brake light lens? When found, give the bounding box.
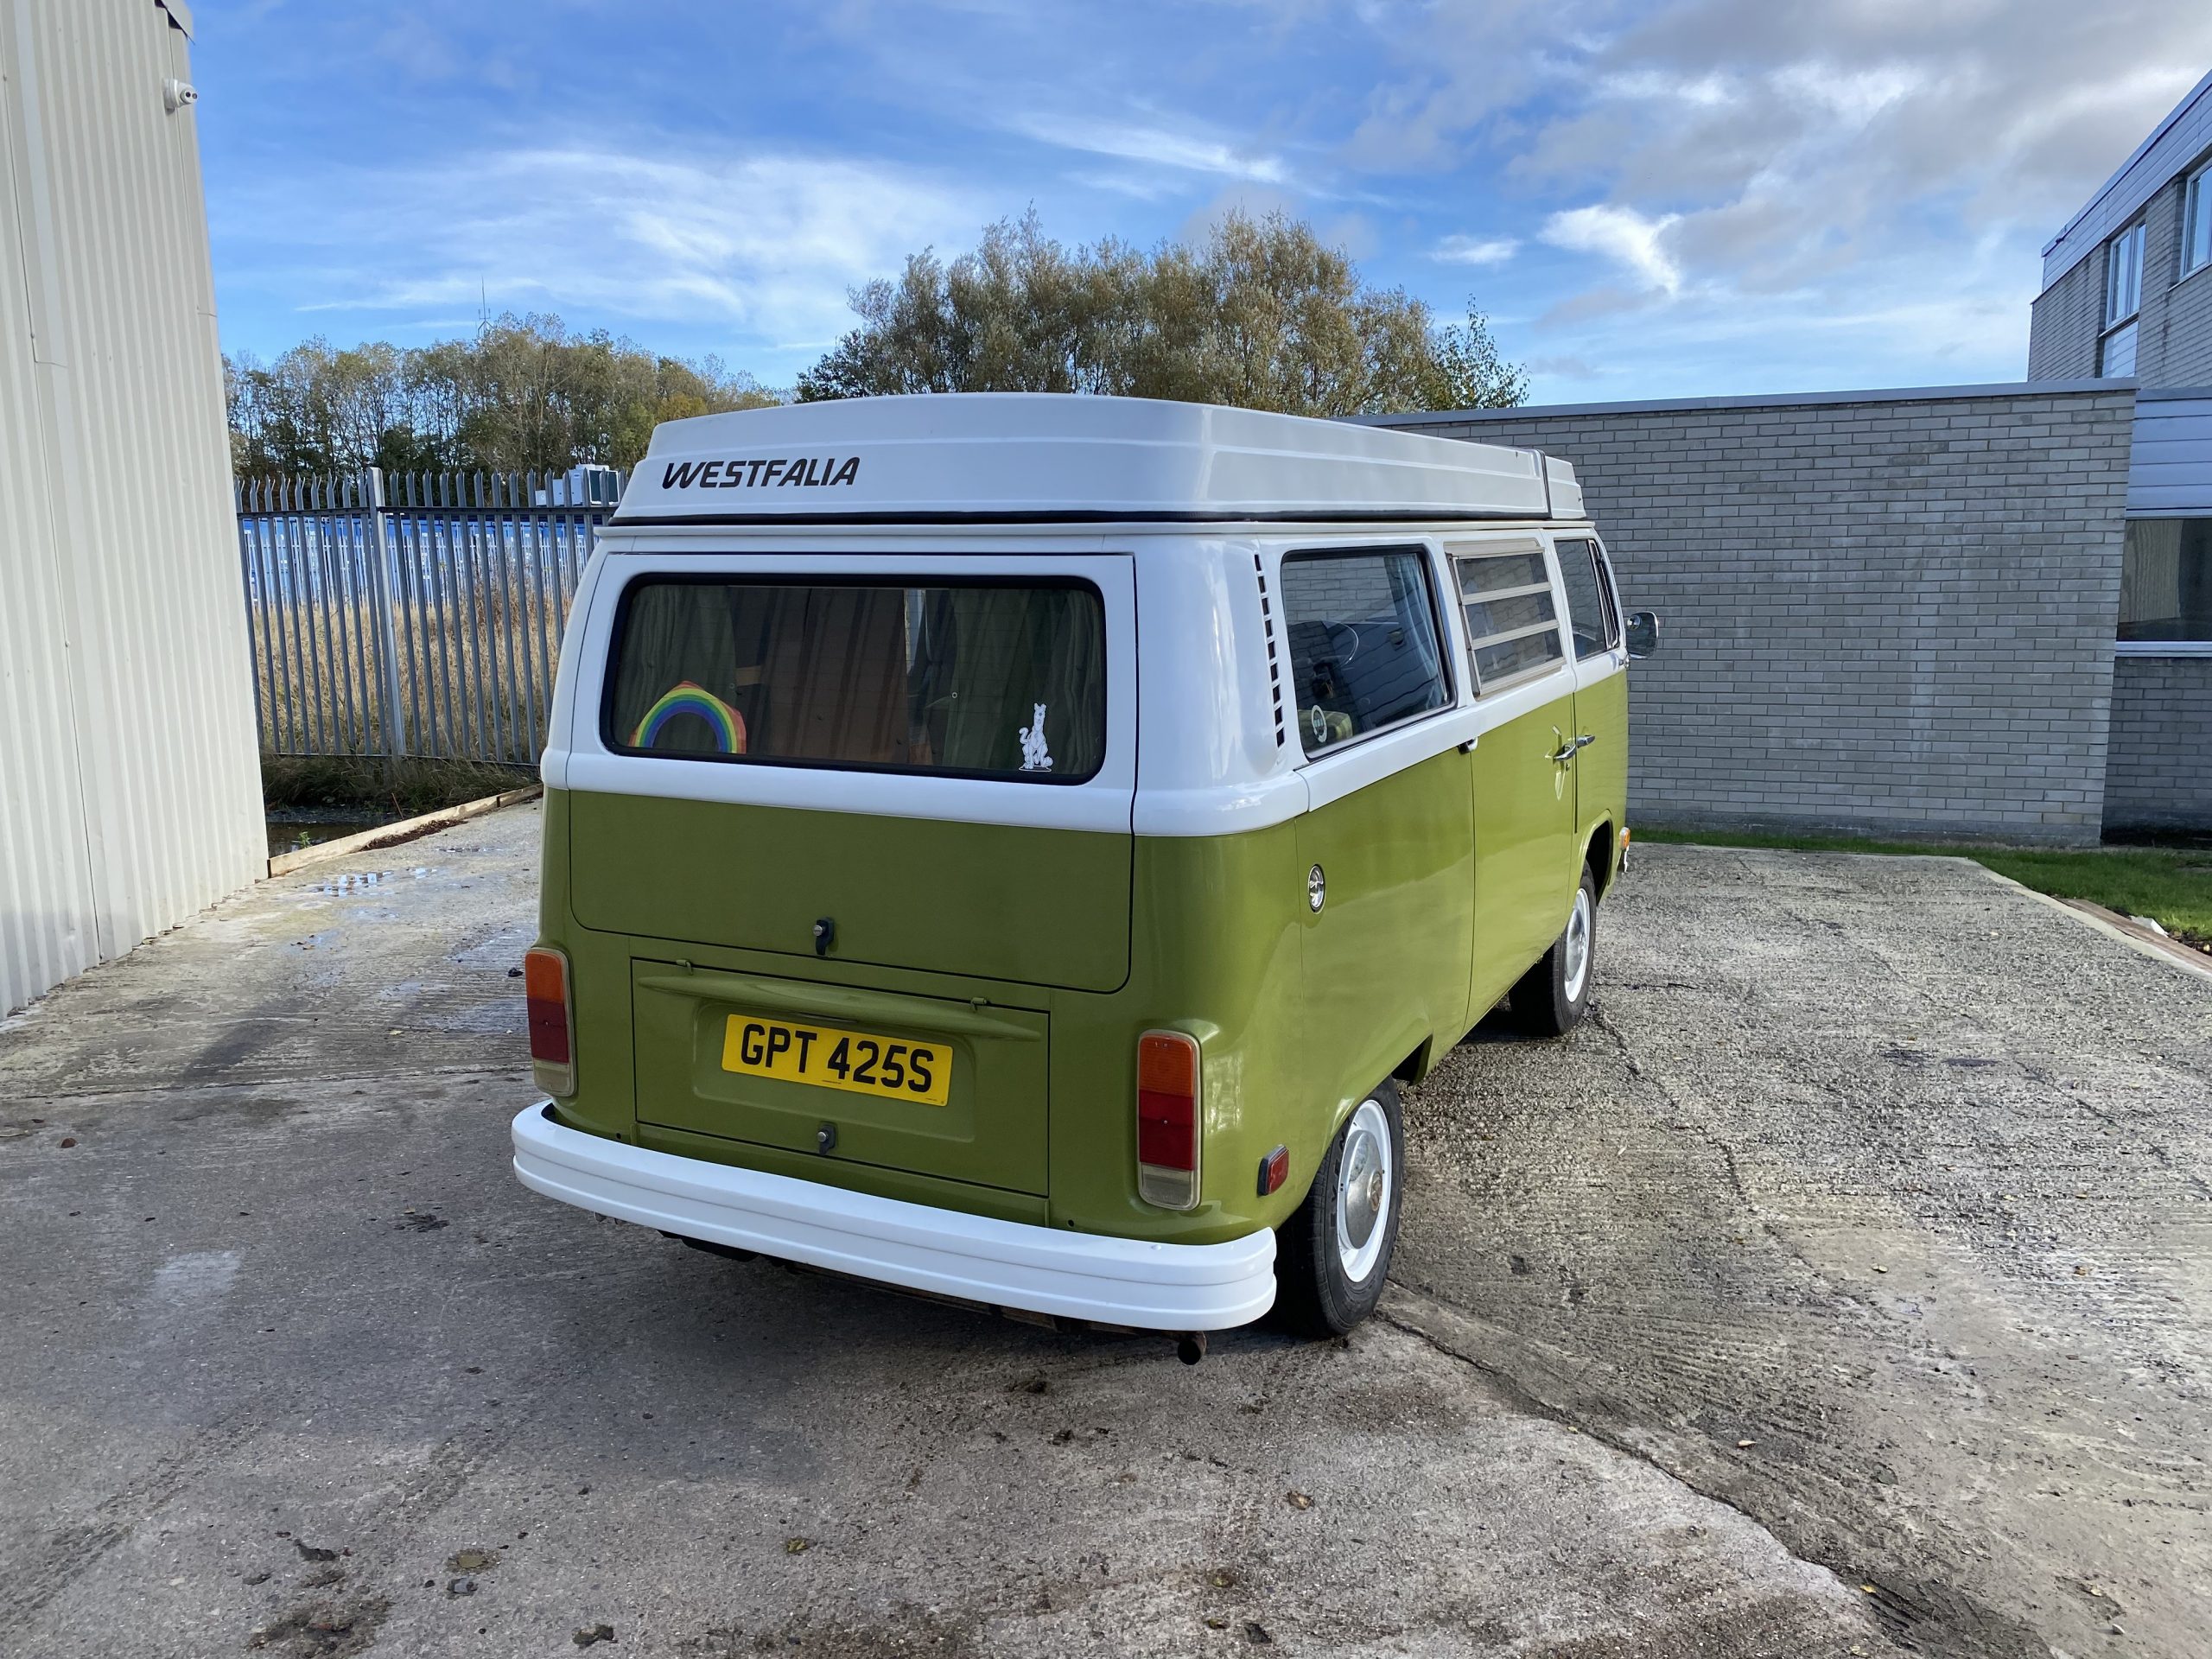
[1136,1030,1200,1210]
[524,947,575,1094]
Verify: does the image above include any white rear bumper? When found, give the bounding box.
[511,1103,1276,1332]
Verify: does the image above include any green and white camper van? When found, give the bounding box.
[512,393,1654,1353]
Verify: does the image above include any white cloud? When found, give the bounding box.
[1343,0,2212,377]
[247,143,986,354]
[1540,204,1682,294]
[1596,67,1736,108]
[1433,233,1519,266]
[1005,111,1293,185]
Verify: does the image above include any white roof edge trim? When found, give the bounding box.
[586,517,1596,551]
[2040,67,2212,265]
[613,393,1580,526]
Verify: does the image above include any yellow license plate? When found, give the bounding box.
[721,1015,952,1106]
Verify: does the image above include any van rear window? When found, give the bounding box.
[605,578,1105,782]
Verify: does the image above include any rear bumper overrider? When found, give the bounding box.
[511,1103,1276,1332]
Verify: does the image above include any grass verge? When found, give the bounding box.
[262,753,537,819]
[1637,828,2212,954]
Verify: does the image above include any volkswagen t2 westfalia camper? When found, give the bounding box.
[512,393,1656,1357]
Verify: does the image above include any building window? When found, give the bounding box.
[2097,221,2145,378]
[2186,162,2212,278]
[2104,221,2145,324]
[2101,321,2139,376]
[2120,519,2212,645]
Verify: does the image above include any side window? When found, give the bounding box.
[1455,547,1564,690]
[1280,547,1451,756]
[1554,538,1618,661]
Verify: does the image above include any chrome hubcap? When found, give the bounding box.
[1562,888,1592,1003]
[1334,1098,1394,1283]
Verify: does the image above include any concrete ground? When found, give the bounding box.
[0,805,2205,1659]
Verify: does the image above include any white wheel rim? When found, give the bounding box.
[1562,887,1593,1003]
[1334,1098,1394,1284]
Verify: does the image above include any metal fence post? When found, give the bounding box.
[359,466,409,760]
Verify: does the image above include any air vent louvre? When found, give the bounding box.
[1255,552,1286,748]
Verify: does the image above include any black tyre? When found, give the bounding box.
[1510,865,1598,1036]
[1274,1080,1404,1337]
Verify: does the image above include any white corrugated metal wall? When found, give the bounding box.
[0,0,263,1015]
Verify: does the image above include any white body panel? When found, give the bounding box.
[541,397,1599,839]
[512,1103,1277,1331]
[613,393,1576,526]
[544,520,1606,835]
[552,546,1140,835]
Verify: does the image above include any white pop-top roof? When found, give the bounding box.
[612,392,1584,526]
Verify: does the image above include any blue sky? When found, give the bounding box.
[196,0,2212,405]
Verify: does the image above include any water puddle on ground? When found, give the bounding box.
[267,811,400,856]
[302,869,435,898]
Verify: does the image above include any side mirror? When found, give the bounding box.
[1624,610,1660,658]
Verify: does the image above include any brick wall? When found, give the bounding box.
[2137,176,2196,385]
[1378,385,2136,845]
[2160,260,2212,385]
[2104,656,2212,830]
[2029,257,2101,380]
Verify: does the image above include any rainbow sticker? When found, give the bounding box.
[629,682,747,754]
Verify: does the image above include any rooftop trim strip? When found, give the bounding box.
[2041,67,2212,263]
[1354,380,2139,426]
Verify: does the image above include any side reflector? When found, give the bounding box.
[524,946,575,1096]
[1258,1144,1289,1198]
[1135,1029,1200,1211]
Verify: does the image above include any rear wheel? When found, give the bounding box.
[1510,866,1598,1036]
[1274,1081,1404,1336]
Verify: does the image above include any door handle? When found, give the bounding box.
[1550,734,1596,764]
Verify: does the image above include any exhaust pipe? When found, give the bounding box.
[1176,1331,1209,1365]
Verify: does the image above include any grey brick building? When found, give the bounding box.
[1373,386,2135,845]
[2028,70,2212,835]
[2029,68,2212,385]
[1351,71,2212,849]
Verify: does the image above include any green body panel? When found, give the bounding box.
[1575,664,1630,885]
[543,787,1313,1244]
[569,791,1132,994]
[1468,688,1582,1015]
[632,958,1052,1194]
[535,653,1629,1250]
[1294,750,1475,1110]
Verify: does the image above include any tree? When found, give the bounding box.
[1421,301,1529,411]
[225,315,781,478]
[797,210,1527,417]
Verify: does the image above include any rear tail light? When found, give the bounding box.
[524,946,575,1096]
[1136,1029,1200,1211]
